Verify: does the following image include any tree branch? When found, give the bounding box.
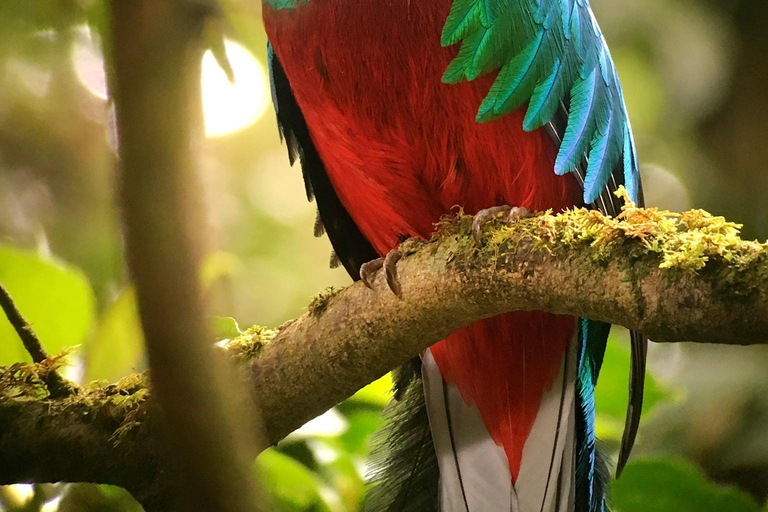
[0,284,75,398]
[1,204,767,505]
[107,0,264,510]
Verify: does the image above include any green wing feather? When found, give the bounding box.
[441,0,640,204]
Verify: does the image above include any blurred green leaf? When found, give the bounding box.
[201,250,242,289]
[349,373,392,407]
[57,483,143,512]
[613,458,761,512]
[594,333,671,440]
[211,316,241,340]
[85,288,143,382]
[338,410,384,456]
[0,245,95,366]
[308,440,364,511]
[257,448,330,512]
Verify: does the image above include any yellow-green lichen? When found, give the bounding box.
[221,325,276,361]
[0,350,75,400]
[308,286,340,317]
[84,372,149,402]
[98,373,151,445]
[432,187,767,274]
[77,372,152,445]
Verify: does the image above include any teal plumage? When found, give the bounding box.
[576,319,611,512]
[263,0,308,9]
[440,0,639,205]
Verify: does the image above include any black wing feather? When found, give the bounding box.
[268,43,378,277]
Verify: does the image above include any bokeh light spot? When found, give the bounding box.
[202,40,270,138]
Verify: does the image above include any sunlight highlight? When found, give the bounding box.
[4,484,34,506]
[72,26,108,100]
[201,40,270,138]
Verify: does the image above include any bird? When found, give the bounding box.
[262,1,647,511]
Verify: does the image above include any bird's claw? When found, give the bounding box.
[472,205,532,245]
[360,258,384,289]
[359,249,403,296]
[384,249,403,296]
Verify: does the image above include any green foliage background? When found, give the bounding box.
[1,0,768,510]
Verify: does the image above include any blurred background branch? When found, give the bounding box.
[107,0,263,511]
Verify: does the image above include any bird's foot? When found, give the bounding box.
[471,205,532,245]
[360,249,403,296]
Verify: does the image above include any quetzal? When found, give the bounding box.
[262,0,646,510]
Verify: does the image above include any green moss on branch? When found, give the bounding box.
[0,351,78,400]
[436,187,766,275]
[308,286,341,317]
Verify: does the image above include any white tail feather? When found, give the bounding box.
[422,337,577,512]
[422,349,513,512]
[516,338,576,512]
[557,406,576,512]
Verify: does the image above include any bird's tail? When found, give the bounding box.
[574,319,612,512]
[365,316,610,512]
[422,340,577,512]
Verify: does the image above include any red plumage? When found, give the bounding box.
[264,0,579,481]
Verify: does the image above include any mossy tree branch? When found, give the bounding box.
[1,203,768,506]
[0,284,74,399]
